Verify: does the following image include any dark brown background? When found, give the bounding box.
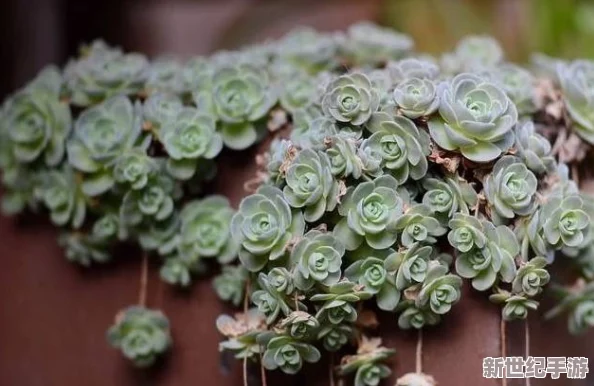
[0,1,593,385]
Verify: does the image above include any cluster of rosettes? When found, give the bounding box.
[215,29,594,385]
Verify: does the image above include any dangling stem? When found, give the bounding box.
[260,350,268,386]
[415,328,424,374]
[138,252,149,307]
[244,278,251,314]
[243,357,248,386]
[500,317,507,386]
[525,319,531,386]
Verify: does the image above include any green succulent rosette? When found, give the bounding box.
[365,113,430,184]
[514,120,555,174]
[213,265,248,306]
[276,27,338,74]
[279,311,320,340]
[107,306,171,367]
[540,194,590,250]
[484,156,538,224]
[393,204,446,247]
[325,135,363,179]
[397,302,441,329]
[291,229,345,290]
[318,324,352,352]
[428,73,518,162]
[392,77,439,119]
[421,175,478,220]
[416,262,463,315]
[142,92,184,132]
[311,281,371,325]
[282,149,340,222]
[64,40,148,106]
[557,60,594,144]
[212,64,277,150]
[387,58,439,84]
[231,185,305,272]
[66,95,148,196]
[259,334,321,374]
[512,257,550,297]
[345,254,400,311]
[385,243,434,291]
[485,63,536,116]
[490,291,539,321]
[5,66,71,167]
[334,175,403,250]
[217,310,266,360]
[322,73,380,126]
[58,231,111,266]
[145,57,184,94]
[113,149,158,190]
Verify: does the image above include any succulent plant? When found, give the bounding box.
[64,40,148,106]
[142,92,184,132]
[160,257,193,287]
[318,324,352,352]
[513,120,555,174]
[392,77,439,119]
[387,58,439,84]
[447,213,487,253]
[276,27,338,74]
[213,265,248,305]
[321,73,380,126]
[231,185,305,272]
[37,167,86,228]
[341,21,413,66]
[217,310,266,360]
[325,135,363,179]
[385,243,434,291]
[280,311,320,340]
[540,194,590,250]
[311,281,371,325]
[393,204,446,247]
[345,255,400,311]
[161,107,223,180]
[557,60,594,144]
[283,149,340,222]
[67,95,147,196]
[334,175,403,250]
[113,149,158,190]
[365,113,430,184]
[428,73,518,162]
[397,303,441,329]
[512,257,550,296]
[145,57,184,94]
[58,231,111,266]
[422,175,478,219]
[452,35,504,71]
[338,337,395,386]
[279,72,317,113]
[291,230,345,290]
[485,63,536,115]
[416,262,463,314]
[260,334,321,374]
[5,67,71,166]
[212,64,276,149]
[490,291,539,321]
[484,156,538,224]
[107,306,171,367]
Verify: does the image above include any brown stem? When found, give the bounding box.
[416,328,423,374]
[525,319,531,386]
[243,357,248,386]
[260,350,268,386]
[501,317,507,386]
[244,278,251,314]
[138,252,148,307]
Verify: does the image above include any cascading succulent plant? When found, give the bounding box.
[4,22,594,382]
[107,306,172,367]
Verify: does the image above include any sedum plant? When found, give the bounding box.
[3,21,594,383]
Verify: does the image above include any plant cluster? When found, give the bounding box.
[2,21,594,382]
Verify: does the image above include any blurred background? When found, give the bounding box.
[1,0,594,100]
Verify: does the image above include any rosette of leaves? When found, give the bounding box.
[428,73,518,162]
[397,302,441,329]
[338,337,394,386]
[212,64,277,150]
[416,262,463,315]
[276,27,338,74]
[259,333,321,374]
[107,306,171,367]
[266,138,296,186]
[387,58,439,84]
[484,156,538,224]
[283,149,339,222]
[119,174,178,234]
[279,72,317,113]
[340,21,413,66]
[142,92,183,132]
[161,107,223,180]
[217,310,266,359]
[448,216,520,291]
[451,35,504,72]
[321,73,380,126]
[447,213,487,253]
[37,167,86,228]
[512,257,550,297]
[160,256,194,287]
[5,66,71,166]
[385,243,434,291]
[292,116,339,150]
[422,175,478,220]
[334,175,403,250]
[113,149,158,190]
[318,324,352,352]
[181,56,213,93]
[213,265,248,306]
[92,213,120,241]
[345,254,400,311]
[177,196,236,264]
[393,204,446,247]
[138,214,180,256]
[557,60,594,144]
[365,113,430,184]
[311,281,371,325]
[490,290,539,321]
[291,230,345,290]
[546,281,594,334]
[64,40,148,106]
[66,95,148,196]
[514,120,555,174]
[252,270,301,324]
[145,57,183,94]
[539,194,591,250]
[485,63,536,115]
[231,185,305,272]
[356,141,384,179]
[279,311,320,340]
[58,231,111,266]
[325,135,363,179]
[392,77,439,119]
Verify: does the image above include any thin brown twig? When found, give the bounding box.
[501,317,507,386]
[260,350,268,386]
[243,357,248,386]
[525,319,531,386]
[138,252,149,307]
[416,328,423,374]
